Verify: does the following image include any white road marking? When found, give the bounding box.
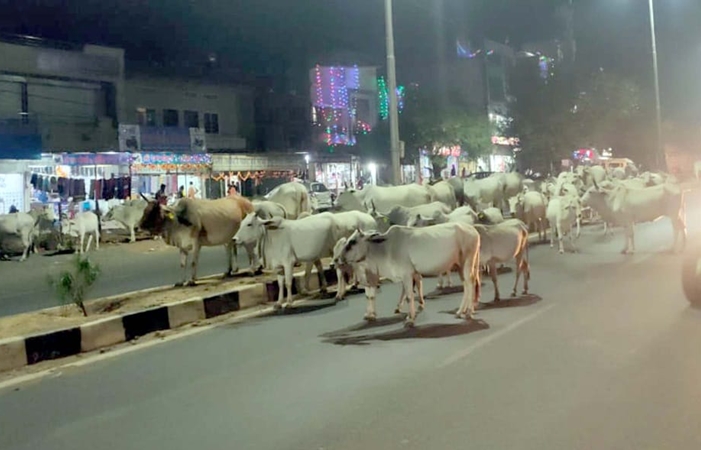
[0,307,275,393]
[438,304,557,369]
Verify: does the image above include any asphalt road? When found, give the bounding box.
[2,197,701,450]
[0,236,254,317]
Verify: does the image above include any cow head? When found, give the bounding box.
[138,199,174,234]
[232,212,278,246]
[339,229,385,264]
[407,213,435,228]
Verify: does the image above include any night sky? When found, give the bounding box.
[1,0,699,121]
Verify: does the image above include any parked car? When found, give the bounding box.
[303,181,333,212]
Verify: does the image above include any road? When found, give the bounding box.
[2,197,701,450]
[0,237,254,317]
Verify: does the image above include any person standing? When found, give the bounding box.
[227,183,238,197]
[187,181,199,199]
[155,184,168,206]
[177,185,185,199]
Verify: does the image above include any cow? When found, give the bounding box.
[513,191,548,242]
[233,213,337,308]
[407,205,477,228]
[490,172,524,212]
[426,180,457,210]
[473,219,530,301]
[138,195,254,286]
[463,176,504,210]
[267,182,311,219]
[252,200,288,220]
[103,199,148,243]
[476,207,505,225]
[581,184,617,237]
[585,179,686,254]
[63,211,101,254]
[446,177,466,206]
[373,201,453,231]
[352,184,434,213]
[336,223,482,326]
[0,206,55,261]
[546,194,582,254]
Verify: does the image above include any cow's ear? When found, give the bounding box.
[368,234,387,243]
[261,217,283,229]
[160,205,175,220]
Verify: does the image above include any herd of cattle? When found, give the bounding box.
[0,165,688,326]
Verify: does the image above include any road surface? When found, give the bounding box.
[1,198,700,450]
[0,237,254,317]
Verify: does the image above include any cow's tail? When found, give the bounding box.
[301,190,310,215]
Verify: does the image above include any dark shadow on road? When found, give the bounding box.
[323,319,489,346]
[439,294,542,315]
[320,315,408,338]
[425,286,463,298]
[276,299,339,316]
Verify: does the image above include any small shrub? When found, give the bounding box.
[48,255,101,317]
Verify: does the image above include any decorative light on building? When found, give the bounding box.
[377,76,405,121]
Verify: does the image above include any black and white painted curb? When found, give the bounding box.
[0,268,338,374]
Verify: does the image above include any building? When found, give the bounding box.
[254,87,311,153]
[120,74,255,198]
[0,34,125,213]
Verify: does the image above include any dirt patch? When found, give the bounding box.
[0,259,330,341]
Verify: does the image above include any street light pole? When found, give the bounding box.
[384,0,402,185]
[648,0,665,170]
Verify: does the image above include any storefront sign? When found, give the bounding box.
[61,152,131,166]
[211,154,305,172]
[491,136,520,147]
[131,152,212,174]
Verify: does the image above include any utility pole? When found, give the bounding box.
[385,0,402,185]
[648,0,665,170]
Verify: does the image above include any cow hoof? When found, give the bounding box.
[522,290,529,295]
[174,282,185,287]
[494,297,500,302]
[185,281,197,287]
[253,267,264,276]
[558,250,564,254]
[334,295,344,302]
[273,303,283,311]
[394,308,402,314]
[364,314,377,322]
[455,312,464,319]
[404,319,415,328]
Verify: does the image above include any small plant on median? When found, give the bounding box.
[48,255,101,317]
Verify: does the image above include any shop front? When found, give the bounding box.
[0,159,33,215]
[312,155,360,192]
[131,152,212,199]
[210,153,306,198]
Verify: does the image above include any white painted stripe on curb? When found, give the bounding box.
[0,307,275,393]
[438,304,557,369]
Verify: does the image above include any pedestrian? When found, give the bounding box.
[227,183,238,197]
[9,205,18,213]
[177,185,185,199]
[155,184,168,205]
[187,182,199,199]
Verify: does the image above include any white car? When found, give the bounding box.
[303,181,333,212]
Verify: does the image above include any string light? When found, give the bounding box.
[377,76,405,121]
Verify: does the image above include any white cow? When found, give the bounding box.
[267,182,311,219]
[336,223,481,325]
[374,201,453,231]
[64,211,100,254]
[546,194,582,254]
[695,161,701,180]
[357,184,434,213]
[476,207,505,225]
[473,219,531,301]
[513,191,548,242]
[426,180,457,210]
[463,176,504,209]
[252,200,288,219]
[0,207,54,261]
[584,180,686,254]
[233,213,337,308]
[103,199,148,243]
[407,205,477,228]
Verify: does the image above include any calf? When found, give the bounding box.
[337,223,481,326]
[233,213,337,308]
[546,194,582,254]
[64,211,100,254]
[514,191,547,242]
[104,199,148,243]
[473,219,530,301]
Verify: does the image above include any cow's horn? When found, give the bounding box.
[140,193,149,201]
[592,179,599,190]
[371,200,377,212]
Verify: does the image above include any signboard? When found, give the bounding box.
[62,152,131,166]
[0,173,25,214]
[211,154,305,172]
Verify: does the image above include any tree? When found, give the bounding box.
[48,255,101,317]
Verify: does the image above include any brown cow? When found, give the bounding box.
[139,195,254,286]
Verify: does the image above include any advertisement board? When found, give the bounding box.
[0,173,25,214]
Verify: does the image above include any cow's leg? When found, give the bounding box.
[621,224,634,254]
[394,289,406,314]
[557,224,565,254]
[85,234,93,253]
[457,257,478,319]
[95,229,100,251]
[176,250,188,287]
[302,262,314,292]
[130,225,136,243]
[274,269,285,309]
[335,266,346,301]
[404,276,417,327]
[315,259,328,294]
[489,261,500,302]
[19,229,31,262]
[224,244,235,277]
[549,223,556,249]
[79,232,85,254]
[284,263,295,306]
[416,274,425,311]
[364,286,377,321]
[187,244,202,286]
[569,228,578,253]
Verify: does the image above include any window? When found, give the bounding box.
[146,109,156,126]
[184,110,199,128]
[204,112,219,134]
[163,109,179,127]
[136,108,157,126]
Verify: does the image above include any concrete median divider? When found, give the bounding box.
[0,266,338,375]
